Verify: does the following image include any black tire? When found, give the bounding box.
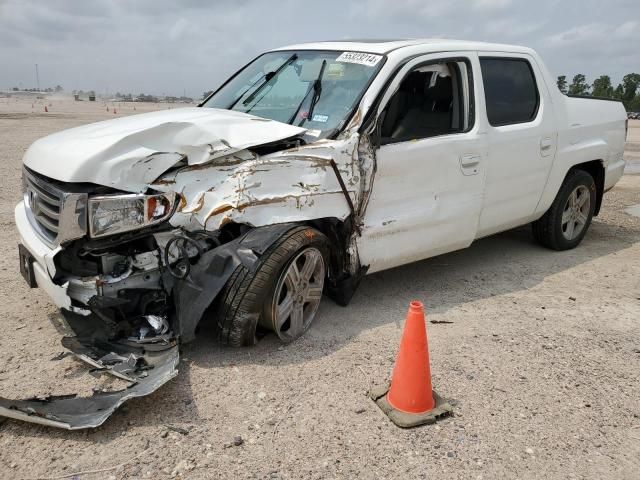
[212,226,329,347]
[532,169,596,250]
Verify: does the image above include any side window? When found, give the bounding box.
[380,60,473,144]
[479,57,539,126]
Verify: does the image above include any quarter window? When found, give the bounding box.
[480,58,539,126]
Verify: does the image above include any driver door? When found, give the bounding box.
[357,52,487,273]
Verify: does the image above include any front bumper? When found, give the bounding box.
[4,201,179,430]
[15,201,79,312]
[0,310,179,429]
[7,205,299,429]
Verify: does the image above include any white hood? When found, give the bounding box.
[22,107,307,192]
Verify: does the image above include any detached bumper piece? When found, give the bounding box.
[0,311,179,430]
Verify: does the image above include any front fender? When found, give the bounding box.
[154,138,362,232]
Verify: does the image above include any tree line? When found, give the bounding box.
[557,73,640,112]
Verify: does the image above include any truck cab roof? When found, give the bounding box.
[272,38,535,55]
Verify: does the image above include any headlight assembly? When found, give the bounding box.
[88,192,176,238]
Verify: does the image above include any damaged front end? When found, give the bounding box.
[7,192,308,429]
[1,221,297,429]
[4,102,374,429]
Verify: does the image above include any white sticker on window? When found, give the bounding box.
[312,114,329,123]
[305,129,322,137]
[326,63,345,78]
[335,52,382,67]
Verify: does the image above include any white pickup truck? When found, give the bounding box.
[4,39,627,428]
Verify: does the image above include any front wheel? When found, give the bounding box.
[212,226,329,347]
[532,169,596,250]
[261,246,325,342]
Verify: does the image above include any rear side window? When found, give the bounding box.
[480,58,539,126]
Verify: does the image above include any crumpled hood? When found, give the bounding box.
[22,107,307,192]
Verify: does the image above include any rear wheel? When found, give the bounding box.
[212,226,329,347]
[532,169,596,250]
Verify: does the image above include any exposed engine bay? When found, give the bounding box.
[57,226,225,341]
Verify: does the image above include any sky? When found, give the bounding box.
[1,0,638,98]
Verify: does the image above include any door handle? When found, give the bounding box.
[460,154,481,167]
[459,154,481,175]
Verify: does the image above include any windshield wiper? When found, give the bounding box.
[289,60,327,126]
[228,73,268,110]
[239,53,297,109]
[306,60,327,123]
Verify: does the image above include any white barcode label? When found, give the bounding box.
[335,52,382,67]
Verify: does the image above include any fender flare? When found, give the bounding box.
[173,222,301,343]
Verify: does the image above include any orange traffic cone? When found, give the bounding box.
[387,301,435,413]
[369,300,452,428]
[44,106,48,113]
[113,108,117,114]
[106,106,109,112]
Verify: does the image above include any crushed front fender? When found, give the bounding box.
[0,311,179,430]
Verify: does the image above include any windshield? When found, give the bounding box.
[202,50,384,139]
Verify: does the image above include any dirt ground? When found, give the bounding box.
[0,97,638,480]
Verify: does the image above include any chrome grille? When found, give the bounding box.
[22,167,88,247]
[24,170,61,242]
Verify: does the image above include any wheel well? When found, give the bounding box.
[307,218,352,279]
[308,217,365,307]
[569,160,605,216]
[217,218,352,280]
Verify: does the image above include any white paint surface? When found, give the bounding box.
[22,107,306,192]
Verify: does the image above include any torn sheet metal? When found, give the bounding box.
[21,107,306,192]
[152,135,367,236]
[0,311,179,430]
[24,102,373,250]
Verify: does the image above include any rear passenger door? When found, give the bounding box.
[476,53,557,237]
[358,53,487,274]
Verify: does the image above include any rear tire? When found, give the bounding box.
[532,169,596,250]
[212,226,329,347]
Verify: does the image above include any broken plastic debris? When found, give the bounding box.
[0,311,179,430]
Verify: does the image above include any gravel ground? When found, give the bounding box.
[0,98,639,480]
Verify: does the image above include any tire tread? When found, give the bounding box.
[213,226,326,347]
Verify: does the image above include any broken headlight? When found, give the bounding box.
[88,192,176,238]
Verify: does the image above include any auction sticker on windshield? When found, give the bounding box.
[335,52,383,67]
